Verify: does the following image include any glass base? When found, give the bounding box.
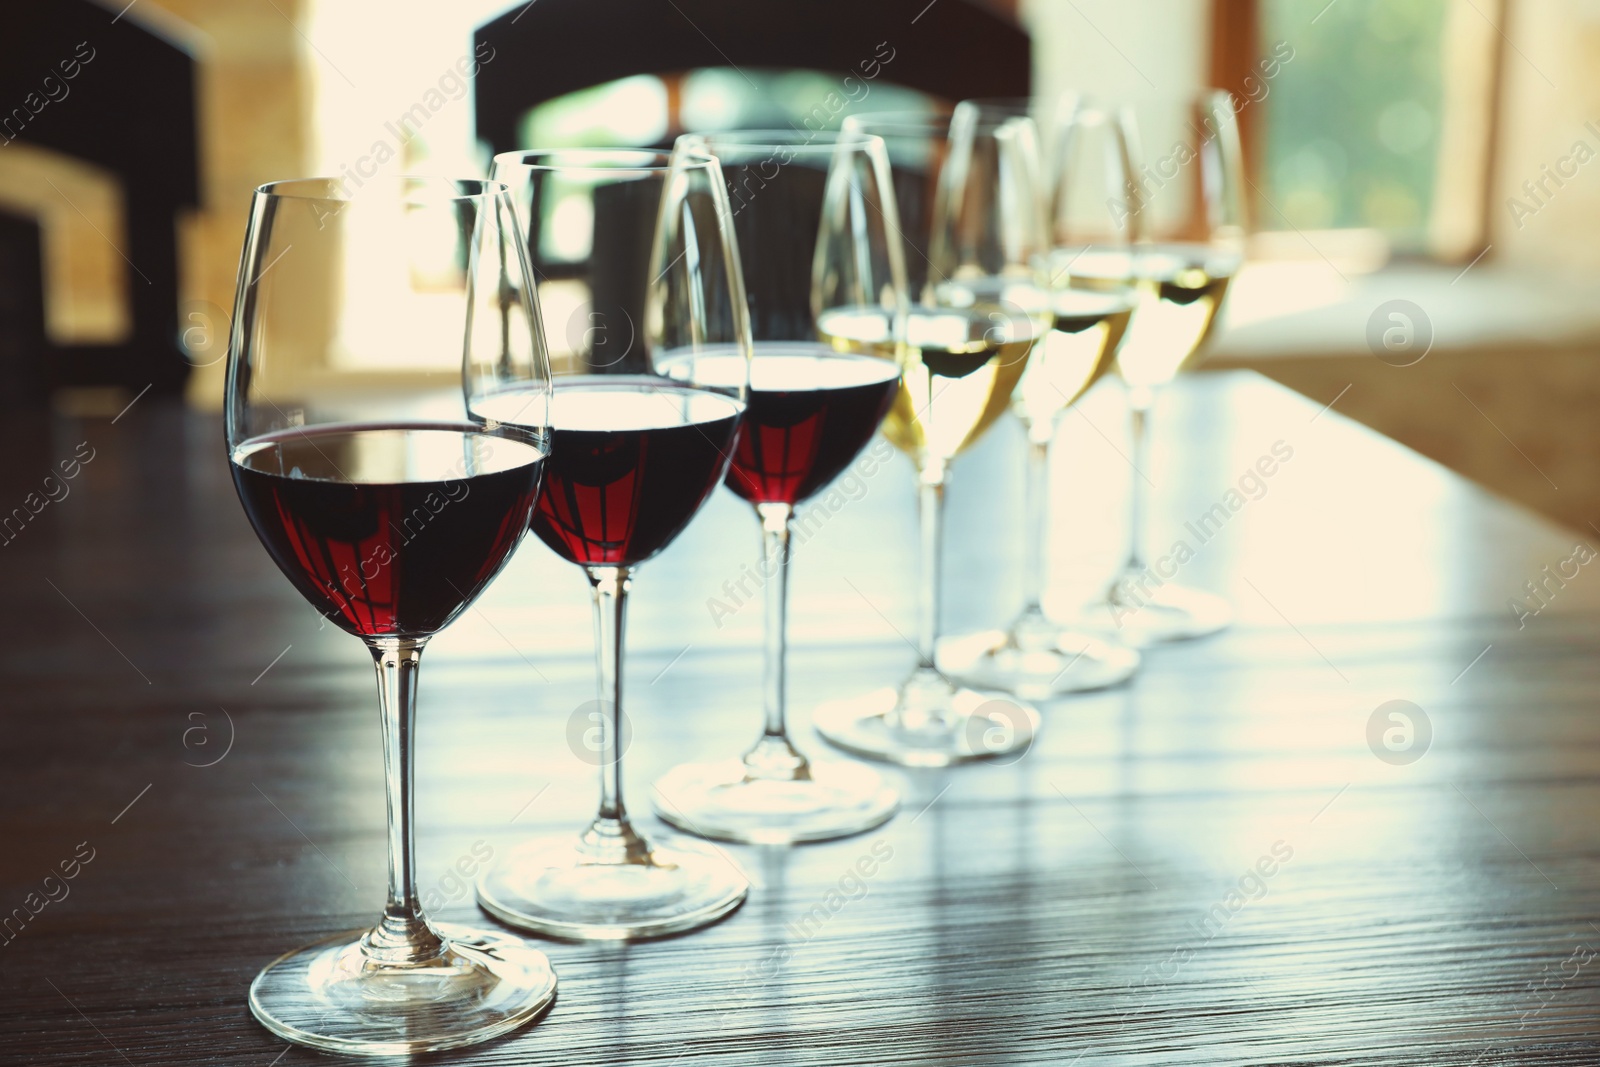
[247,922,557,1056]
[476,832,748,941]
[813,672,1041,768]
[1091,579,1232,645]
[938,615,1141,699]
[653,755,899,845]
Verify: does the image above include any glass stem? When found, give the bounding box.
[1021,425,1054,620]
[915,465,947,671]
[887,463,953,734]
[1123,385,1156,575]
[744,503,809,780]
[582,565,650,864]
[361,637,444,965]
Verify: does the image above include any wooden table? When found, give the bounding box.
[3,371,1597,1065]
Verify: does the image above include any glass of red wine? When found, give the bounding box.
[648,131,907,844]
[227,177,557,1055]
[475,149,752,939]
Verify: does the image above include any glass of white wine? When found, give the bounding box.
[1088,90,1246,643]
[939,97,1143,700]
[815,108,1048,767]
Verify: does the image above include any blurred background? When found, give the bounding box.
[0,0,1595,529]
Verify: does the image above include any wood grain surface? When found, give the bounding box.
[1,371,1596,1065]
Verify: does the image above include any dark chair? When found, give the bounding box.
[0,211,47,407]
[472,0,1031,155]
[473,0,1028,356]
[0,0,199,400]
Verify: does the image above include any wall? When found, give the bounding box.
[1491,0,1600,268]
[130,0,312,406]
[1023,0,1207,101]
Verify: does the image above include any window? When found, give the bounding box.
[1225,0,1501,260]
[1262,0,1451,247]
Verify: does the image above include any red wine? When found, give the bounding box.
[492,377,742,566]
[709,346,899,506]
[231,424,545,638]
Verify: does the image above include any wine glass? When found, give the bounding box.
[228,177,557,1055]
[475,149,752,939]
[940,97,1142,699]
[1086,90,1246,643]
[650,130,906,844]
[814,108,1047,767]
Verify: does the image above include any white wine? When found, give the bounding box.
[1014,288,1133,431]
[1115,244,1240,389]
[817,304,1035,473]
[1040,246,1135,295]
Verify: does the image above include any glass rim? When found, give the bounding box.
[675,129,887,155]
[842,109,953,134]
[1109,86,1239,109]
[492,147,716,174]
[846,108,1040,137]
[252,176,510,203]
[851,108,1049,139]
[957,95,1071,114]
[958,94,1119,124]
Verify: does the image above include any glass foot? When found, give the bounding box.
[813,671,1041,768]
[653,754,899,845]
[477,832,748,941]
[939,618,1140,699]
[248,922,557,1056]
[1090,579,1232,645]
